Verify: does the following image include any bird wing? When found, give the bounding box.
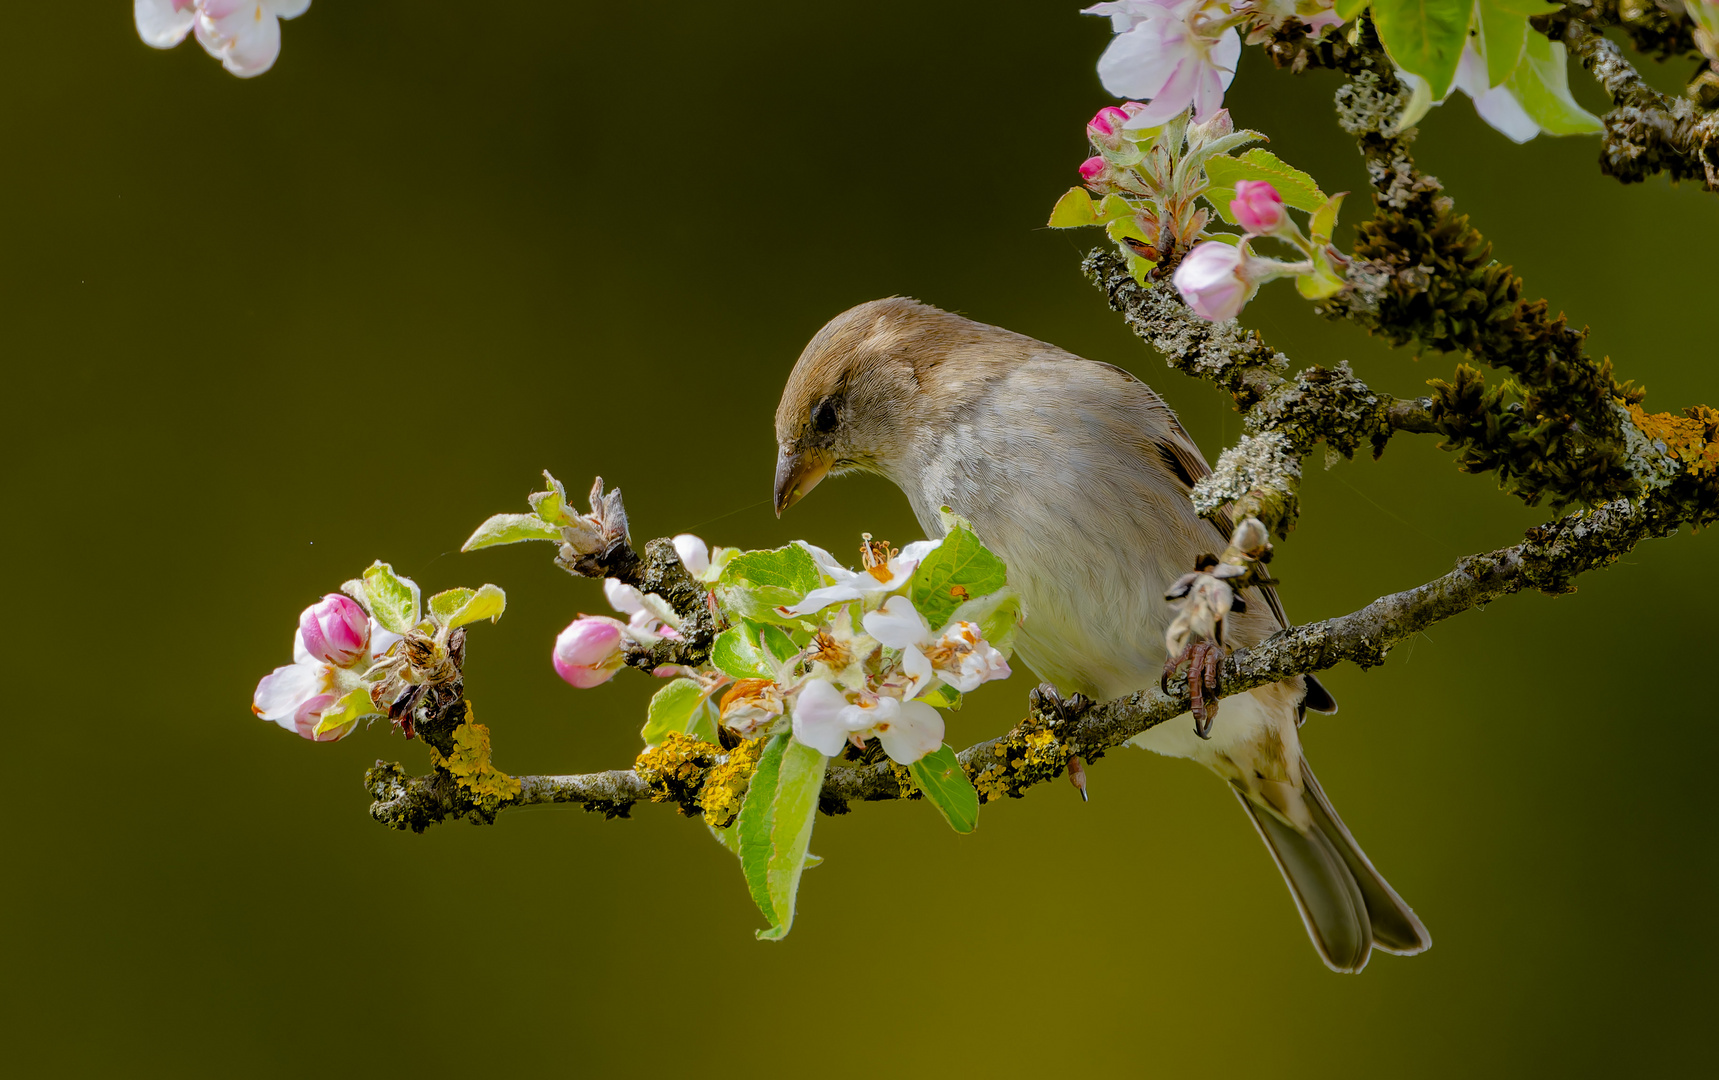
[1120,371,1338,715]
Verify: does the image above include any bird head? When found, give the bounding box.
[772,297,936,516]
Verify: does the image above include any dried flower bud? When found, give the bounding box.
[298,594,370,667]
[1230,180,1285,235]
[719,678,785,738]
[553,616,626,688]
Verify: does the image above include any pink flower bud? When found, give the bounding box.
[1172,241,1254,322]
[1086,106,1130,148]
[298,594,370,667]
[553,616,626,688]
[1230,180,1285,235]
[1078,156,1107,182]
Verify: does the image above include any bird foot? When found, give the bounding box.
[1028,683,1093,728]
[1161,639,1224,739]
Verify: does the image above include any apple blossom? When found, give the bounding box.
[1172,240,1255,321]
[1230,180,1286,235]
[553,616,627,688]
[135,0,311,79]
[252,661,348,742]
[604,577,679,639]
[778,537,942,617]
[298,593,370,667]
[862,596,1012,695]
[1084,0,1243,128]
[790,678,944,764]
[252,606,394,741]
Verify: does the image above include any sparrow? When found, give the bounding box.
[771,297,1430,973]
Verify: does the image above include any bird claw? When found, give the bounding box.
[1161,639,1224,739]
[1029,683,1093,727]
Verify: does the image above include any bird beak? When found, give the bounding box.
[774,445,831,517]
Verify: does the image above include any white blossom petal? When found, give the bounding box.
[672,533,711,577]
[1097,22,1185,100]
[779,582,866,617]
[790,679,855,757]
[862,595,929,649]
[874,700,945,765]
[135,0,197,48]
[605,578,647,615]
[252,661,332,730]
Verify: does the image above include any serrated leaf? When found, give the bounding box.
[909,744,980,834]
[1506,33,1603,135]
[736,733,827,941]
[717,544,824,625]
[1095,194,1136,223]
[439,582,506,631]
[362,562,421,634]
[1335,0,1370,17]
[1373,0,1472,99]
[910,527,1008,632]
[640,678,718,747]
[527,488,568,525]
[712,626,773,680]
[461,513,561,552]
[1204,150,1326,212]
[1047,188,1098,228]
[312,686,380,738]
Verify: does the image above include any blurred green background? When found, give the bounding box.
[5,3,1715,1076]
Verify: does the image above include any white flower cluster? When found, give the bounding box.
[135,0,310,79]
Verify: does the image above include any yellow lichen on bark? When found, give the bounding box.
[698,736,766,827]
[1628,403,1719,477]
[424,703,522,807]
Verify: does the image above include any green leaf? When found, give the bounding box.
[1335,0,1370,18]
[910,527,1009,632]
[1095,194,1136,223]
[917,682,963,710]
[909,745,981,834]
[430,582,507,631]
[708,819,743,857]
[717,544,824,625]
[1506,33,1603,136]
[1104,215,1153,248]
[736,733,828,941]
[362,562,421,634]
[1047,188,1098,228]
[312,686,381,738]
[1308,192,1345,244]
[1476,0,1562,87]
[1204,185,1239,225]
[1204,150,1326,213]
[712,625,773,680]
[461,513,561,552]
[1373,0,1471,99]
[640,678,718,747]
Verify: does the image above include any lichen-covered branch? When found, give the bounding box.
[366,487,1688,831]
[1560,16,1719,188]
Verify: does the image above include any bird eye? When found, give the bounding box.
[810,397,840,433]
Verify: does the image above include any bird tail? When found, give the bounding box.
[1234,761,1431,973]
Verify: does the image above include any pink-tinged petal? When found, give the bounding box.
[672,533,710,577]
[253,662,333,730]
[1095,21,1186,100]
[199,1,284,78]
[1120,59,1198,129]
[863,595,930,649]
[1471,86,1540,143]
[790,679,853,757]
[267,0,312,17]
[1172,241,1252,321]
[135,0,197,48]
[604,578,647,615]
[1190,63,1227,124]
[1210,27,1242,91]
[553,617,625,688]
[1230,180,1286,234]
[298,593,370,667]
[291,692,340,741]
[875,700,945,765]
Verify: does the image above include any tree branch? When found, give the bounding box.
[1562,17,1719,189]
